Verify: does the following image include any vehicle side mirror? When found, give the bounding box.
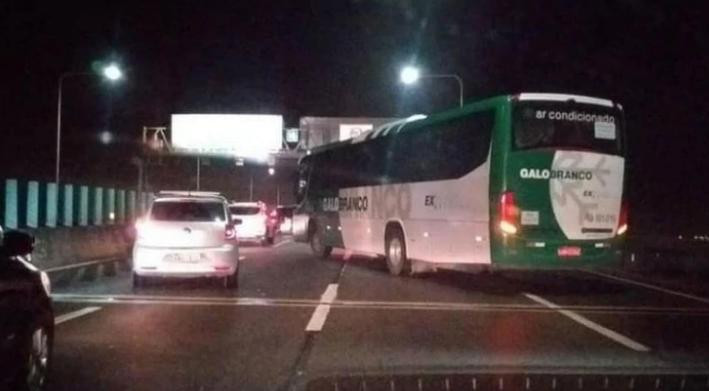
[1,230,35,257]
[233,218,243,226]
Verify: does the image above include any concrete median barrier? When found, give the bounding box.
[622,235,709,274]
[28,225,131,270]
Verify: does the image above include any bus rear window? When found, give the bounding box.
[513,102,623,155]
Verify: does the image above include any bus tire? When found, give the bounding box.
[310,225,332,259]
[385,227,410,276]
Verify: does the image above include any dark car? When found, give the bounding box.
[0,226,54,391]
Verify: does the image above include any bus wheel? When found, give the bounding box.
[310,226,332,259]
[385,228,410,276]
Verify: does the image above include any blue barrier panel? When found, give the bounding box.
[117,189,126,223]
[127,190,136,220]
[3,179,18,229]
[26,181,39,228]
[46,183,58,227]
[79,186,89,226]
[93,187,104,225]
[0,180,3,224]
[106,188,116,224]
[63,184,74,227]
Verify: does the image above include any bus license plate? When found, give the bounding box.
[558,246,581,257]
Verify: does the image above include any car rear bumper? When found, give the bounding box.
[132,244,238,277]
[237,225,267,239]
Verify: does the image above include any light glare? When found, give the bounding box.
[500,220,518,235]
[103,63,123,81]
[617,224,628,235]
[99,130,113,145]
[400,66,420,85]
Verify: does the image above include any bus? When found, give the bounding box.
[293,93,627,275]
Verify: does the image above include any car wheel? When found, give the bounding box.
[15,324,52,391]
[224,268,239,289]
[310,225,332,259]
[385,227,410,276]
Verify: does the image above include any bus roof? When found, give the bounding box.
[303,92,618,157]
[516,92,615,107]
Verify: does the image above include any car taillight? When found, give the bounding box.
[499,191,519,235]
[617,202,628,235]
[225,224,237,240]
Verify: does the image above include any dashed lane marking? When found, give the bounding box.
[305,284,339,332]
[524,292,651,352]
[44,258,122,273]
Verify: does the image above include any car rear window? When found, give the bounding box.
[151,201,226,222]
[230,206,261,215]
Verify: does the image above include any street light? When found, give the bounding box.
[268,167,275,176]
[55,63,124,185]
[399,65,464,107]
[400,66,420,85]
[102,63,123,81]
[98,130,114,145]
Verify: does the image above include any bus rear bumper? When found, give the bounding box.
[491,240,625,270]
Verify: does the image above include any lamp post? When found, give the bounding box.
[55,63,123,185]
[400,65,464,107]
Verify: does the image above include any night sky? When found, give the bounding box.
[2,1,709,232]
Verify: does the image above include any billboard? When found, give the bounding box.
[299,117,399,149]
[339,124,373,141]
[171,114,283,160]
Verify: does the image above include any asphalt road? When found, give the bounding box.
[46,238,709,391]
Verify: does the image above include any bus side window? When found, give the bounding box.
[388,110,494,183]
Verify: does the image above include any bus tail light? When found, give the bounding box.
[499,191,519,235]
[617,202,628,235]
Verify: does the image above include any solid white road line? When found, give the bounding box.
[50,293,709,315]
[273,239,294,248]
[524,293,650,352]
[305,283,339,332]
[44,258,121,273]
[581,269,709,305]
[54,306,102,325]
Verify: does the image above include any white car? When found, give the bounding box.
[132,191,239,289]
[229,202,272,245]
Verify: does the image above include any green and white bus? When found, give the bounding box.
[293,93,627,275]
